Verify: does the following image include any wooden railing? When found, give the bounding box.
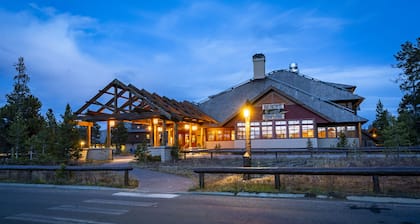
[0,165,133,186]
[193,166,420,193]
[181,147,420,159]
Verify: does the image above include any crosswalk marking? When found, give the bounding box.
[5,213,114,224]
[49,205,128,215]
[112,192,179,199]
[85,199,158,207]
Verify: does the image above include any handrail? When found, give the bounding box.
[193,166,420,193]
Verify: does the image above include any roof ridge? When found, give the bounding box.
[268,70,364,99]
[266,76,356,114]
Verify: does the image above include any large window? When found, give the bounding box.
[318,127,326,138]
[208,128,234,141]
[327,127,337,138]
[250,122,260,139]
[347,126,356,137]
[261,121,273,139]
[302,120,314,138]
[236,123,245,140]
[275,121,287,138]
[288,120,300,138]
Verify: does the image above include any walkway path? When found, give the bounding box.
[108,155,194,193]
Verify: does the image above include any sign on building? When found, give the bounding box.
[262,103,286,120]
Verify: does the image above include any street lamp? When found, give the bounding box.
[243,106,251,168]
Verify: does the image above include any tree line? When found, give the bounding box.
[371,37,420,147]
[0,57,103,164]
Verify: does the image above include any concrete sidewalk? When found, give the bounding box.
[109,155,194,193]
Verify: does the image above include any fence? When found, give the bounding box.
[0,165,133,186]
[181,147,420,160]
[193,166,420,193]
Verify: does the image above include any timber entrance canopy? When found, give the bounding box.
[75,79,216,124]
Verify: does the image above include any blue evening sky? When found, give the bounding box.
[0,0,418,127]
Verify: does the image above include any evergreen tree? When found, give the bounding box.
[58,104,80,162]
[372,100,391,144]
[383,113,412,147]
[2,57,42,158]
[394,37,420,144]
[111,121,128,154]
[91,122,102,146]
[337,131,348,148]
[7,113,28,159]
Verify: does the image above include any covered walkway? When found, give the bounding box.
[75,79,216,150]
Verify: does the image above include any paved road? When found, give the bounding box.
[1,185,419,224]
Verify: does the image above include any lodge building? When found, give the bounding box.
[75,54,367,151]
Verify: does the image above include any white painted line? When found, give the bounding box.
[49,205,128,215]
[85,199,158,207]
[112,192,179,199]
[347,196,420,205]
[5,213,114,224]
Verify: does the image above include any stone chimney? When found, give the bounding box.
[253,53,265,79]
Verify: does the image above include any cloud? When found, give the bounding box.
[0,0,398,127]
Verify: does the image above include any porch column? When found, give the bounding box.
[162,119,167,146]
[149,119,154,147]
[86,125,92,148]
[153,118,159,147]
[188,122,192,148]
[174,122,179,148]
[199,127,204,148]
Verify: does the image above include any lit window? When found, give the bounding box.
[261,121,273,139]
[318,127,326,138]
[288,120,300,138]
[302,120,314,138]
[275,121,287,138]
[251,122,260,139]
[275,126,287,138]
[327,127,336,138]
[236,123,245,140]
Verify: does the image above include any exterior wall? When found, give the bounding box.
[205,141,235,149]
[234,138,317,149]
[317,138,360,148]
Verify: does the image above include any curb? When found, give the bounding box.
[187,191,420,205]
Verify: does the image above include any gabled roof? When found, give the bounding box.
[75,79,216,124]
[198,70,367,124]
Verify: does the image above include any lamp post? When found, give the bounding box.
[243,106,251,168]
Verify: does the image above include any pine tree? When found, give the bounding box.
[2,57,42,159]
[394,37,420,144]
[58,104,80,162]
[112,121,128,154]
[92,122,102,146]
[372,100,391,144]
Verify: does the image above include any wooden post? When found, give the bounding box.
[274,174,281,190]
[124,170,129,186]
[372,176,381,193]
[199,173,205,189]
